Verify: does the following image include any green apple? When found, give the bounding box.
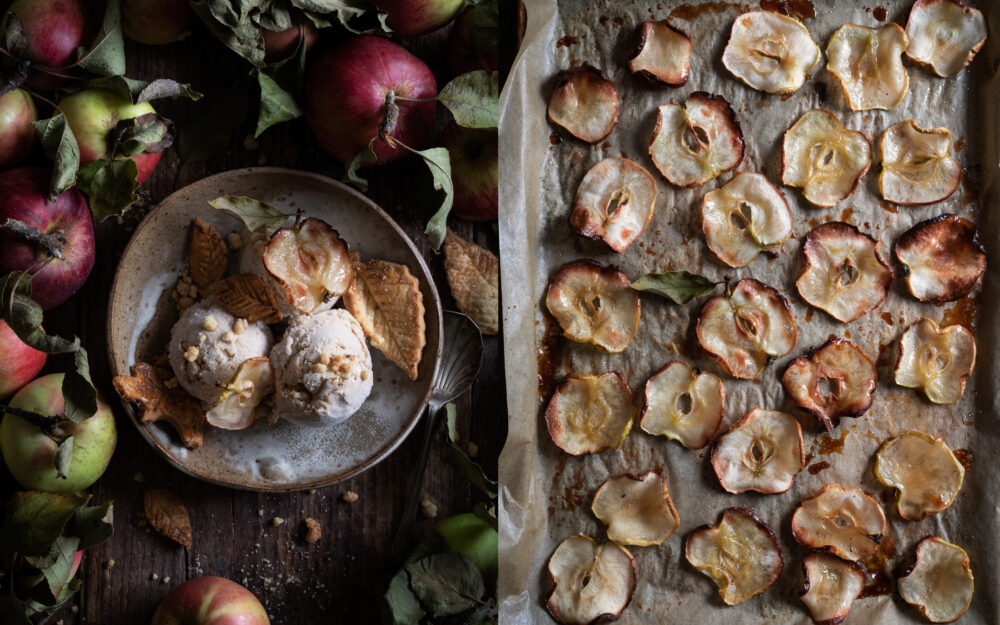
[435,513,498,580]
[0,373,117,493]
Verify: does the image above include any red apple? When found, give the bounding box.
[374,0,464,37]
[57,89,162,183]
[151,577,270,625]
[2,0,86,68]
[262,13,317,63]
[0,168,95,310]
[0,88,36,171]
[0,320,46,399]
[439,122,497,221]
[447,6,499,77]
[304,35,437,165]
[123,0,191,45]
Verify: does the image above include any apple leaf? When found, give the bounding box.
[0,274,80,354]
[384,570,424,625]
[27,535,80,604]
[255,72,303,138]
[407,147,453,251]
[61,348,97,424]
[113,114,174,157]
[179,82,251,165]
[0,491,90,555]
[3,14,27,56]
[346,140,377,190]
[75,158,140,221]
[405,552,485,618]
[190,0,267,67]
[87,75,151,102]
[444,404,498,499]
[52,436,75,480]
[75,0,125,77]
[137,79,203,103]
[438,71,499,129]
[68,502,114,550]
[630,271,720,304]
[209,195,289,231]
[290,0,367,23]
[31,114,80,202]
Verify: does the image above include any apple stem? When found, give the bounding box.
[2,218,65,260]
[379,91,400,147]
[0,403,62,432]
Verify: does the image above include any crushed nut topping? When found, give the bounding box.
[202,315,219,331]
[183,346,200,362]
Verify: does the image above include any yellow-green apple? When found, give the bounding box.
[374,0,464,37]
[0,89,37,170]
[304,35,437,165]
[262,13,317,63]
[0,320,46,399]
[2,0,88,88]
[151,577,270,625]
[58,89,162,183]
[0,373,117,493]
[122,0,191,45]
[439,122,497,221]
[447,6,499,77]
[0,168,95,310]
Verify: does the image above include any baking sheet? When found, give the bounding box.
[498,1,1000,623]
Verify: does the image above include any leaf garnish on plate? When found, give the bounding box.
[208,274,283,323]
[188,218,229,290]
[209,195,289,232]
[631,271,721,304]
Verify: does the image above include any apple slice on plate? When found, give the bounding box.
[262,217,353,314]
[898,536,974,623]
[782,338,877,432]
[649,92,744,188]
[879,120,962,205]
[800,552,866,625]
[639,361,723,450]
[791,484,887,562]
[628,20,691,86]
[894,214,986,304]
[906,0,987,77]
[570,157,658,253]
[545,535,637,625]
[895,318,976,404]
[545,260,640,353]
[547,65,620,143]
[781,109,871,208]
[874,431,965,521]
[701,172,792,268]
[827,23,909,111]
[711,408,804,495]
[545,372,634,456]
[722,11,820,94]
[205,357,275,430]
[592,471,679,547]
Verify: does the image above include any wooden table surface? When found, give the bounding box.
[35,23,505,625]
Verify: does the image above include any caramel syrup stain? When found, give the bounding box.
[561,469,587,511]
[954,138,965,152]
[669,1,743,21]
[954,448,974,470]
[807,461,830,475]
[556,35,579,47]
[549,132,562,145]
[859,529,896,598]
[538,314,564,398]
[872,5,887,20]
[879,200,898,214]
[552,457,566,484]
[817,429,848,455]
[760,0,815,19]
[880,312,894,326]
[941,296,976,330]
[839,207,854,222]
[805,309,814,322]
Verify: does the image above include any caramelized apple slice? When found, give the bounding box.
[262,217,353,314]
[894,214,986,304]
[711,408,803,494]
[648,92,744,188]
[906,0,987,77]
[791,484,887,562]
[685,507,783,605]
[827,23,909,111]
[628,20,691,86]
[205,357,274,430]
[546,535,637,625]
[879,120,961,205]
[874,431,965,521]
[570,158,658,253]
[895,318,975,404]
[701,172,792,268]
[592,472,679,547]
[696,278,797,379]
[782,338,876,432]
[782,109,872,207]
[545,372,634,456]
[800,553,866,625]
[722,11,820,94]
[545,260,640,353]
[548,65,620,143]
[898,537,974,623]
[640,361,724,450]
[796,222,892,323]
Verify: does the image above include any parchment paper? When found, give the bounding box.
[498,1,1000,623]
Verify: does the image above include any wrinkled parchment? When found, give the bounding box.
[499,1,1000,623]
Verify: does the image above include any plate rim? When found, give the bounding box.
[106,166,444,492]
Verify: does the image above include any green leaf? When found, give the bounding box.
[290,0,367,23]
[209,196,289,232]
[137,79,203,103]
[75,0,125,76]
[67,502,114,550]
[0,491,90,555]
[414,147,454,251]
[346,140,377,190]
[445,402,459,442]
[0,275,80,354]
[75,158,140,221]
[189,0,267,67]
[60,348,96,423]
[31,115,80,201]
[86,75,150,102]
[31,536,80,604]
[179,83,250,165]
[630,271,720,304]
[472,502,497,531]
[405,552,484,618]
[255,72,303,137]
[438,71,499,129]
[383,570,424,625]
[443,404,497,499]
[113,113,174,157]
[435,513,498,580]
[53,437,74,480]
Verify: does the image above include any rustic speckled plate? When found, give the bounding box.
[107,167,443,491]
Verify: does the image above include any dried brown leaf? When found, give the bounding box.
[112,362,205,450]
[209,273,283,324]
[144,488,192,548]
[189,218,229,290]
[443,230,499,335]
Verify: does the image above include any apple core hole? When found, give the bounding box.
[833,515,850,528]
[817,376,838,400]
[677,392,693,415]
[735,312,758,337]
[582,573,592,588]
[607,186,632,219]
[836,260,859,287]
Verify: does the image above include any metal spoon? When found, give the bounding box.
[391,310,484,557]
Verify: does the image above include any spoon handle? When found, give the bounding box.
[391,402,441,557]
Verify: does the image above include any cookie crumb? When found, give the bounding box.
[342,490,359,503]
[303,517,321,543]
[226,232,244,250]
[271,517,285,527]
[151,573,159,581]
[104,559,115,569]
[421,499,438,519]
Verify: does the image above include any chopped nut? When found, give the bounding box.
[234,318,249,335]
[342,490,359,503]
[222,331,237,344]
[309,362,328,373]
[360,370,369,381]
[178,296,195,309]
[189,285,198,298]
[162,576,171,584]
[421,499,438,518]
[303,517,321,543]
[227,232,244,250]
[151,573,159,581]
[257,509,264,516]
[183,346,199,362]
[176,282,189,297]
[467,441,479,458]
[318,353,331,365]
[271,517,285,526]
[202,315,219,331]
[104,559,115,568]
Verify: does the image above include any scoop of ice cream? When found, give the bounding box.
[237,229,337,317]
[168,297,274,405]
[270,309,374,425]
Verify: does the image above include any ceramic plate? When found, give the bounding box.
[107,167,443,491]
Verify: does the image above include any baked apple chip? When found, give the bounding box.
[782,338,877,432]
[112,362,205,450]
[548,65,620,144]
[546,535,637,625]
[827,23,909,111]
[628,20,691,86]
[570,158,658,253]
[894,214,986,304]
[791,484,887,562]
[800,552,866,625]
[796,222,893,323]
[781,109,872,207]
[205,357,274,430]
[701,172,792,268]
[685,507,783,605]
[640,361,724,450]
[874,431,965,521]
[895,318,975,404]
[898,537,974,623]
[262,217,353,314]
[906,0,987,77]
[879,120,961,205]
[696,278,797,379]
[591,472,679,547]
[545,260,640,353]
[648,92,744,188]
[711,408,804,495]
[722,11,820,94]
[545,372,634,456]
